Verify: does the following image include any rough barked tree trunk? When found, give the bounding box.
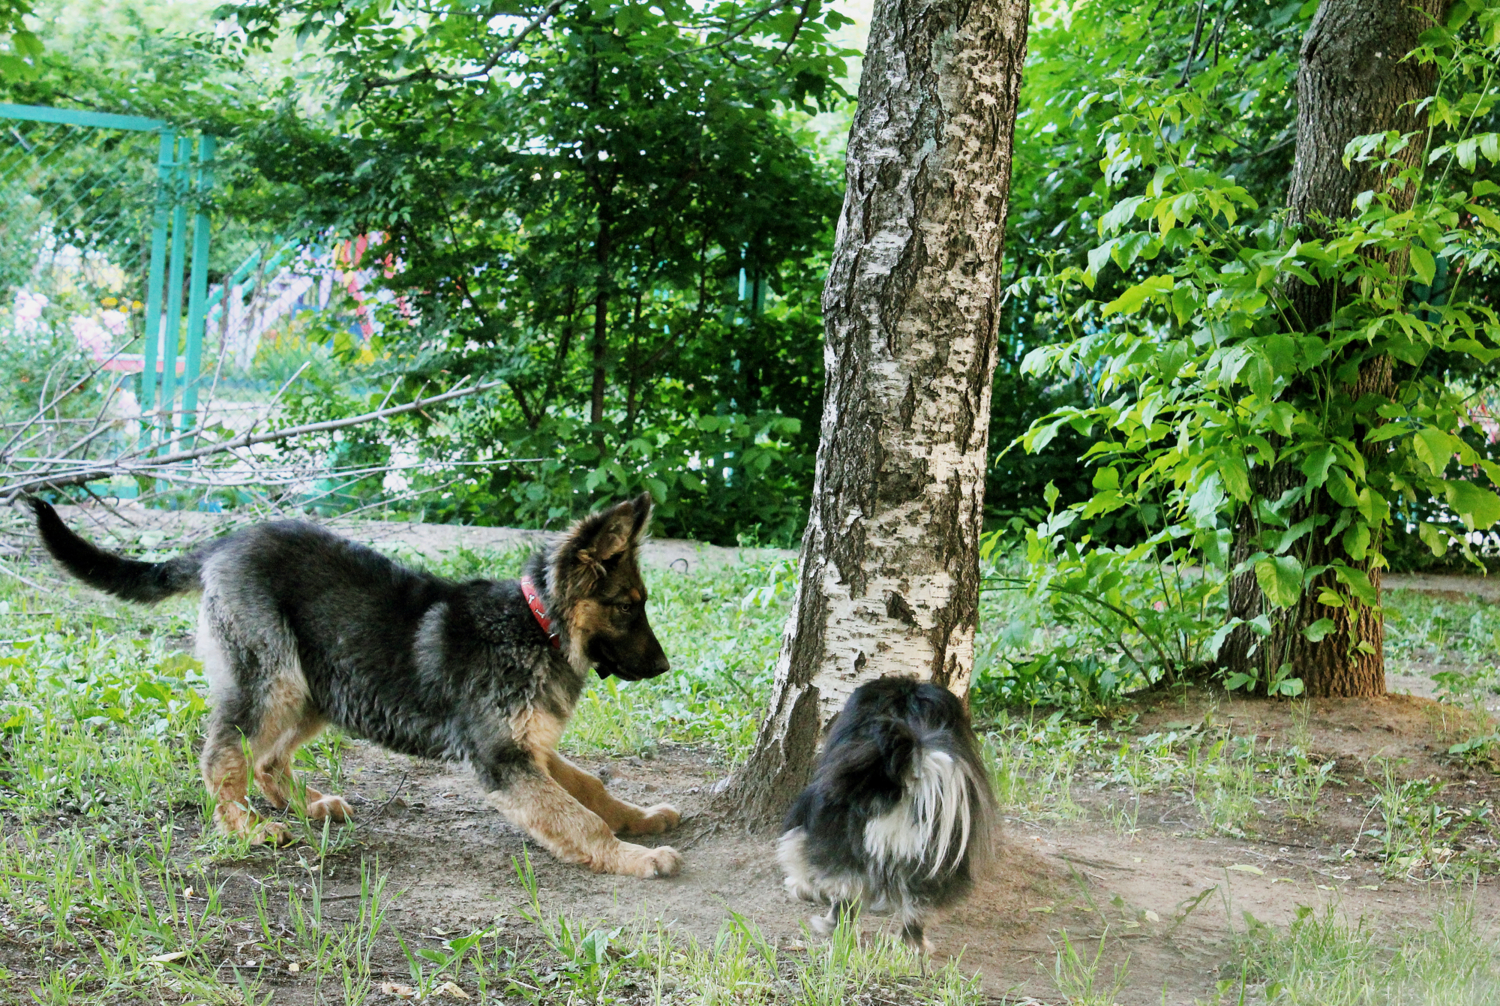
[1222,0,1447,698]
[722,0,1030,830]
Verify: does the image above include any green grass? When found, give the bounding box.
[1228,901,1500,1005]
[5,532,1500,1003]
[0,540,992,1004]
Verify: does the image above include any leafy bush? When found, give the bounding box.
[973,480,1231,716]
[1011,12,1500,694]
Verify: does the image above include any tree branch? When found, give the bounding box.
[359,0,567,96]
[4,380,502,497]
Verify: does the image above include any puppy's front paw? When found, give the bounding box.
[629,803,680,835]
[612,842,683,878]
[643,845,683,878]
[307,793,353,822]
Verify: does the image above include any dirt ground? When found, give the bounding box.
[20,503,1500,1002]
[201,688,1494,1006]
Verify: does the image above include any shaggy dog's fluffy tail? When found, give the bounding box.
[29,499,205,602]
[777,677,996,950]
[860,719,993,882]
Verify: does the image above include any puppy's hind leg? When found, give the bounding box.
[201,714,291,847]
[253,707,351,825]
[197,610,290,847]
[545,750,679,836]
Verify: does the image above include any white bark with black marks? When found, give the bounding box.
[725,0,1030,829]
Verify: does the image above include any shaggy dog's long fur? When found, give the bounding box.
[777,677,996,948]
[31,493,685,878]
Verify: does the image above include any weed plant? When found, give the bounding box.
[1229,901,1500,1005]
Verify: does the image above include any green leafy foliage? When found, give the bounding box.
[186,0,854,542]
[1013,5,1500,692]
[0,0,42,80]
[978,486,1228,711]
[987,0,1308,527]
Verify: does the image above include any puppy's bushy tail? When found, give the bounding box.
[29,498,204,603]
[868,718,997,880]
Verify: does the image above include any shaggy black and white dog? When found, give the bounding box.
[30,494,684,878]
[777,677,996,949]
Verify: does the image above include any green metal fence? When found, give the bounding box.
[0,103,216,448]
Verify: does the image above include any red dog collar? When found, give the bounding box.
[520,575,560,650]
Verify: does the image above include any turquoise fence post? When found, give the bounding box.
[140,127,175,448]
[180,133,215,438]
[159,134,191,443]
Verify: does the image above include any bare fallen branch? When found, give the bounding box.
[1,379,506,498]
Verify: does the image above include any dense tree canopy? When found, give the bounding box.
[203,0,858,541]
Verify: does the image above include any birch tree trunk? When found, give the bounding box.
[1221,0,1447,697]
[723,0,1030,829]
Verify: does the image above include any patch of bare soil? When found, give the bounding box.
[195,684,1500,1006]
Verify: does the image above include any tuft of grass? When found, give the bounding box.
[1231,901,1500,1004]
[1049,928,1129,1005]
[986,710,1348,840]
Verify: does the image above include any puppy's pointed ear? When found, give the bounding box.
[629,492,654,544]
[556,498,641,591]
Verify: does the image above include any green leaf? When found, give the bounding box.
[1342,522,1371,561]
[1100,195,1148,235]
[1092,466,1120,491]
[1224,672,1255,692]
[1468,202,1500,232]
[1187,473,1225,530]
[1043,480,1060,511]
[1102,275,1174,317]
[1220,455,1251,502]
[1444,480,1500,531]
[1409,245,1436,287]
[1333,566,1378,607]
[1255,555,1303,609]
[1366,422,1410,443]
[1481,132,1500,165]
[1300,445,1336,490]
[1418,521,1449,557]
[1413,428,1458,476]
[1272,675,1305,697]
[1325,467,1359,508]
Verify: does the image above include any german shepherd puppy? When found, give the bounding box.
[30,494,684,878]
[777,677,996,950]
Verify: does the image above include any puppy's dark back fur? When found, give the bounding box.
[28,499,640,791]
[216,521,568,765]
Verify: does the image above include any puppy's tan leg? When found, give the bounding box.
[253,710,351,824]
[487,770,682,878]
[545,751,680,836]
[201,718,290,846]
